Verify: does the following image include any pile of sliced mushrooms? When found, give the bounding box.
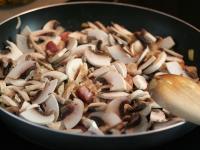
[0,20,198,135]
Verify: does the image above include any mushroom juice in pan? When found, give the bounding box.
[0,20,198,135]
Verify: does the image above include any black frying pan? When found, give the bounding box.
[0,2,199,149]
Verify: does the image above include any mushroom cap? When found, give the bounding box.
[43,94,59,121]
[65,58,83,81]
[89,111,122,126]
[84,49,111,67]
[102,71,127,91]
[62,98,84,129]
[33,79,58,104]
[20,108,55,125]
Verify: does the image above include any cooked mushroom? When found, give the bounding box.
[102,71,127,91]
[0,95,18,107]
[137,46,150,65]
[159,36,175,49]
[43,20,64,35]
[20,108,55,125]
[166,61,184,75]
[132,75,147,90]
[70,44,96,57]
[62,98,84,129]
[11,86,30,101]
[143,52,167,74]
[112,61,127,78]
[33,79,58,104]
[42,94,59,121]
[16,34,33,53]
[150,109,167,122]
[42,71,68,83]
[129,90,150,100]
[130,40,144,54]
[89,111,122,126]
[85,102,107,112]
[106,45,136,64]
[89,65,116,78]
[84,49,111,67]
[99,92,129,100]
[138,56,156,71]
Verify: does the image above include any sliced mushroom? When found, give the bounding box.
[0,41,23,60]
[20,108,54,125]
[132,75,148,90]
[129,90,150,101]
[89,111,122,126]
[43,20,64,35]
[5,79,27,86]
[68,32,87,43]
[0,95,18,107]
[62,98,84,129]
[150,109,167,122]
[43,94,59,121]
[102,71,127,91]
[42,71,68,83]
[75,63,88,83]
[85,28,109,46]
[19,101,39,112]
[159,36,175,49]
[66,38,78,50]
[47,121,63,130]
[106,45,136,64]
[6,60,35,80]
[33,79,58,104]
[130,40,144,54]
[11,86,30,101]
[141,29,157,44]
[89,65,116,78]
[106,97,129,116]
[70,44,96,57]
[137,46,150,65]
[163,48,183,58]
[16,34,33,54]
[84,49,111,67]
[108,34,116,45]
[48,48,68,63]
[138,56,156,71]
[112,61,127,78]
[166,61,184,75]
[65,58,83,81]
[82,117,104,135]
[99,92,129,100]
[143,52,167,74]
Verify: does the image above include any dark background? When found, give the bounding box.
[0,0,199,150]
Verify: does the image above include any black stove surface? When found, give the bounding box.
[0,1,199,150]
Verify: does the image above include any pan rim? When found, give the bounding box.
[0,1,195,138]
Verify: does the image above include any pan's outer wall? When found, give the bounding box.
[0,2,199,149]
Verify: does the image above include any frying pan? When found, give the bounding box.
[0,1,199,149]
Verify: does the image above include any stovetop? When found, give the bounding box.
[0,1,199,149]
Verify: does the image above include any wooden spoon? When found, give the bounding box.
[149,74,200,125]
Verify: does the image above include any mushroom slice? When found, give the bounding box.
[129,90,150,100]
[68,32,87,43]
[141,29,157,44]
[20,108,54,125]
[16,34,34,53]
[125,116,149,134]
[132,75,148,90]
[6,60,35,80]
[48,48,68,63]
[85,102,107,112]
[47,121,64,130]
[66,38,78,50]
[82,117,104,135]
[42,71,68,83]
[0,41,23,60]
[5,79,26,87]
[106,97,129,116]
[137,46,150,65]
[70,44,96,57]
[150,109,167,123]
[89,65,116,78]
[159,36,175,49]
[99,92,129,100]
[143,52,167,74]
[0,95,18,107]
[43,20,64,35]
[112,23,133,37]
[89,112,122,126]
[102,71,127,91]
[112,61,127,78]
[19,101,39,112]
[163,48,183,58]
[152,118,184,130]
[65,58,83,81]
[11,86,30,101]
[85,28,109,46]
[43,94,59,121]
[106,45,136,64]
[166,61,184,75]
[138,56,156,71]
[130,40,144,54]
[75,63,88,83]
[84,49,111,67]
[62,98,84,129]
[33,79,58,104]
